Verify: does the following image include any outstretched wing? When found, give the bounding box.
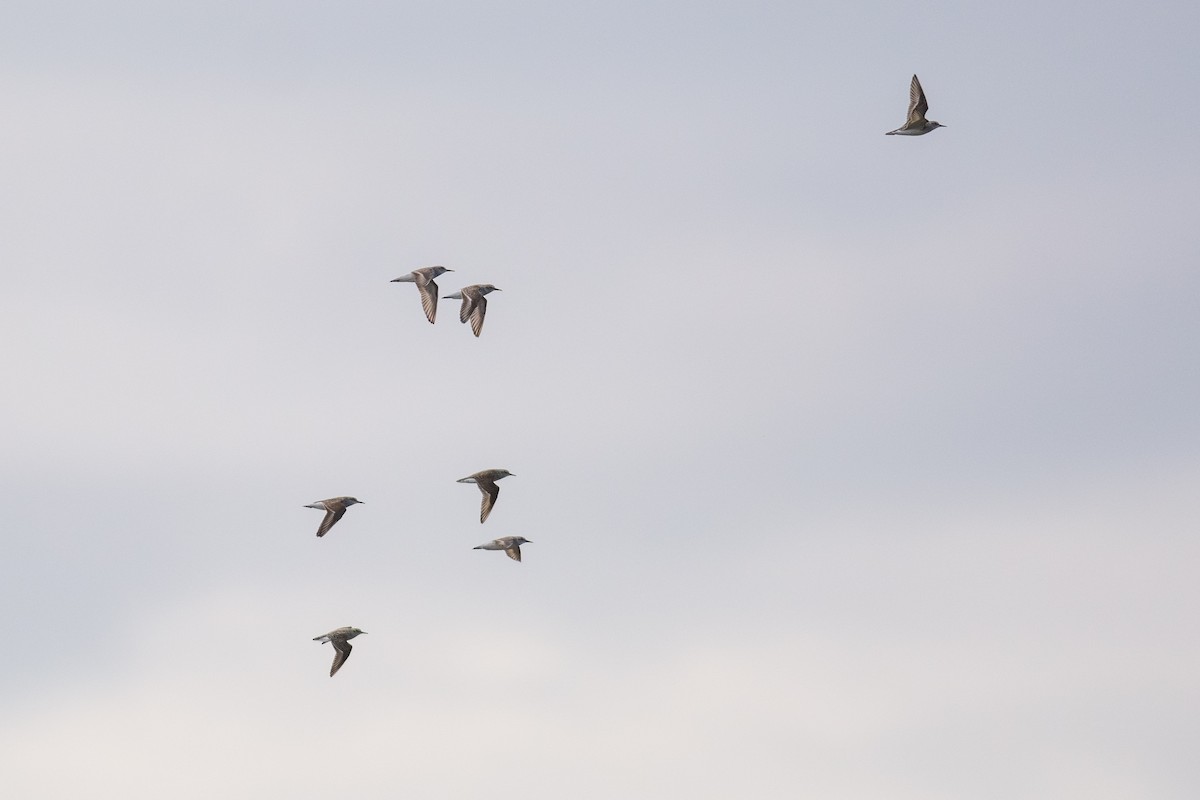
[330,639,353,676]
[908,74,929,124]
[316,505,346,537]
[505,543,523,562]
[467,295,488,337]
[417,275,440,323]
[478,479,500,523]
[458,292,475,324]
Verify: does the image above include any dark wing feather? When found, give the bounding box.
[908,75,929,124]
[478,479,500,523]
[329,639,353,676]
[316,505,346,537]
[459,292,475,324]
[417,275,439,323]
[467,295,487,337]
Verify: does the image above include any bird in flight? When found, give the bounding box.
[391,266,453,323]
[474,536,532,562]
[313,627,366,677]
[456,469,514,523]
[886,74,945,136]
[304,496,363,537]
[443,283,501,337]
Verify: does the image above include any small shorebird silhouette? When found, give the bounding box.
[304,496,363,537]
[313,627,366,677]
[390,266,453,323]
[443,284,501,337]
[456,469,514,523]
[886,75,945,136]
[474,536,532,562]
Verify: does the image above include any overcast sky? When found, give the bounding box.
[2,2,1199,798]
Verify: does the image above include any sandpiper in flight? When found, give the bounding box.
[304,496,363,537]
[456,469,514,523]
[313,627,366,677]
[443,284,501,337]
[390,266,453,323]
[473,536,532,562]
[886,74,945,136]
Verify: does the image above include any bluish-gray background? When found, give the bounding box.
[2,2,1198,797]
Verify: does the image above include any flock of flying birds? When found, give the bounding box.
[307,265,527,676]
[309,73,946,677]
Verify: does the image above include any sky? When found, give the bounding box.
[2,1,1199,797]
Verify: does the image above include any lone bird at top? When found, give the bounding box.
[886,74,945,136]
[474,536,532,562]
[443,284,501,337]
[457,468,514,523]
[313,626,366,677]
[390,266,453,323]
[304,496,363,537]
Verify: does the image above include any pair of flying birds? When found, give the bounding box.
[303,468,518,536]
[391,266,499,337]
